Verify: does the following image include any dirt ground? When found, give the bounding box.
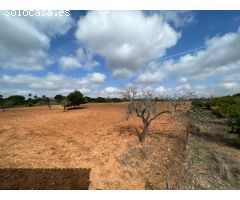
[0,103,187,189]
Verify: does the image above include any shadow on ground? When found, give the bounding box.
[113,124,141,136]
[66,106,86,111]
[0,168,91,190]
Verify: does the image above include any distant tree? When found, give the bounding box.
[0,95,3,104]
[41,95,53,110]
[34,95,38,99]
[154,97,159,102]
[46,97,52,110]
[67,90,84,108]
[96,97,106,103]
[0,95,4,110]
[233,93,240,97]
[7,95,25,106]
[111,98,122,103]
[83,96,91,103]
[1,99,13,111]
[54,94,64,103]
[28,93,32,98]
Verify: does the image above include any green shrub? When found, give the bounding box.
[7,95,25,106]
[225,105,240,134]
[67,90,84,107]
[211,106,225,118]
[211,96,236,107]
[192,99,204,108]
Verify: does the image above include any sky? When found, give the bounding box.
[0,10,240,98]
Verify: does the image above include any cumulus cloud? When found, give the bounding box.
[193,81,240,97]
[27,11,73,37]
[59,48,99,71]
[177,77,188,83]
[135,29,240,97]
[77,72,106,84]
[104,87,119,93]
[59,56,82,71]
[0,13,73,71]
[76,11,180,77]
[137,61,168,83]
[159,30,240,81]
[0,72,106,97]
[154,86,172,95]
[100,86,122,97]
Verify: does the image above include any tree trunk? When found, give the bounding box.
[139,124,149,142]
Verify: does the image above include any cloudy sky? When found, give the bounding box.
[0,10,240,98]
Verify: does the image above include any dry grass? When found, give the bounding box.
[180,120,240,189]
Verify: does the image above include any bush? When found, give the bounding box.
[211,96,236,107]
[210,94,240,134]
[7,95,25,106]
[54,94,64,103]
[192,99,204,108]
[67,90,84,107]
[225,105,240,134]
[191,99,211,109]
[211,106,225,118]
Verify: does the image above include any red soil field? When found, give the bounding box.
[0,103,187,189]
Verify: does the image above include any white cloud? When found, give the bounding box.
[193,81,240,97]
[177,77,188,83]
[104,87,119,93]
[137,61,168,83]
[112,69,134,78]
[59,56,82,71]
[0,72,106,97]
[27,11,73,37]
[135,29,240,97]
[59,48,99,71]
[163,31,240,80]
[100,86,122,97]
[0,74,38,84]
[79,72,106,84]
[155,86,172,95]
[176,83,191,91]
[0,13,73,71]
[76,11,180,77]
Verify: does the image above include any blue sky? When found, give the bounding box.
[0,10,240,97]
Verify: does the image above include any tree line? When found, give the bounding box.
[0,90,124,111]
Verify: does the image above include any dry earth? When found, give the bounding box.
[0,103,187,189]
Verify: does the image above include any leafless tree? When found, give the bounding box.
[123,86,206,142]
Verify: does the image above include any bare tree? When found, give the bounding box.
[123,86,206,142]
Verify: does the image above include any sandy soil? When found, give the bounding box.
[0,103,187,189]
